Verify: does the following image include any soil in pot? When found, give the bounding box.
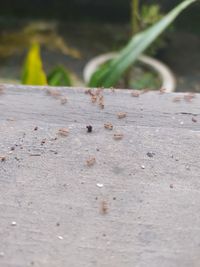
[118,62,162,90]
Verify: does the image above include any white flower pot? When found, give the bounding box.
[83,52,176,92]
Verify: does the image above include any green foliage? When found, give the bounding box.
[21,43,47,85]
[140,4,163,27]
[47,66,72,86]
[131,1,171,55]
[140,4,172,55]
[89,0,197,88]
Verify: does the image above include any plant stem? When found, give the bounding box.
[131,0,140,35]
[124,0,140,88]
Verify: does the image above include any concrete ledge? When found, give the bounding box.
[0,85,200,267]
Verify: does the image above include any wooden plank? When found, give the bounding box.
[0,84,200,267]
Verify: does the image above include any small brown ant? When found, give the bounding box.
[0,156,6,162]
[113,133,123,140]
[104,123,113,130]
[58,128,69,136]
[95,88,103,96]
[85,89,92,95]
[98,95,104,109]
[0,85,4,94]
[117,112,127,119]
[46,89,61,98]
[110,87,115,93]
[184,93,196,102]
[60,97,68,105]
[159,88,166,94]
[131,91,140,97]
[91,95,97,103]
[141,89,149,94]
[100,201,108,215]
[86,157,96,166]
[173,96,181,102]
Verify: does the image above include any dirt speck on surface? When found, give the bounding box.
[192,117,197,123]
[29,153,41,157]
[86,125,93,133]
[41,139,46,145]
[147,152,155,158]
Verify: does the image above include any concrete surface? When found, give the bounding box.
[0,85,200,267]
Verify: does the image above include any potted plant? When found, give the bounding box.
[83,0,197,92]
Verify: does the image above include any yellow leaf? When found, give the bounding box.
[21,43,47,85]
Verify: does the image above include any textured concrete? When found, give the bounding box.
[0,85,200,267]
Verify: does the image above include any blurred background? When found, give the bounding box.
[0,0,199,91]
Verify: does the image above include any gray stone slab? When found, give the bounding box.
[0,84,200,267]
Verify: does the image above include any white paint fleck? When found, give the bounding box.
[96,183,104,188]
[11,221,17,226]
[141,165,145,169]
[57,235,64,240]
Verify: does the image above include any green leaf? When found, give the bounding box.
[47,66,72,86]
[89,0,197,87]
[21,43,47,85]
